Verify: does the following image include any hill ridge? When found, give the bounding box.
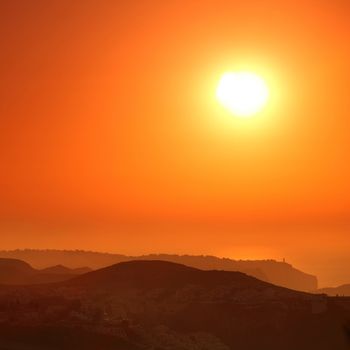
[0,249,317,291]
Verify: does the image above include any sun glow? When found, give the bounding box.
[216,72,270,117]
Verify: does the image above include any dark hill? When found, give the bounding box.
[68,260,304,297]
[40,265,92,275]
[0,258,36,284]
[0,258,90,285]
[72,266,93,274]
[318,284,350,296]
[62,260,347,349]
[40,264,75,275]
[0,250,317,291]
[137,254,317,291]
[0,260,348,350]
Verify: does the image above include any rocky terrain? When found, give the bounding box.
[0,260,348,349]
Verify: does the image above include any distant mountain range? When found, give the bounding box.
[0,258,91,285]
[0,250,317,291]
[0,260,347,350]
[318,284,350,296]
[69,259,278,291]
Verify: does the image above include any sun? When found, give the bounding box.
[216,72,269,117]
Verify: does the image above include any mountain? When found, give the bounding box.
[40,265,92,275]
[0,258,90,285]
[135,254,317,291]
[318,284,350,296]
[69,260,275,291]
[0,258,36,284]
[0,260,346,350]
[40,264,77,275]
[72,266,93,274]
[0,250,317,291]
[69,260,314,298]
[63,261,350,349]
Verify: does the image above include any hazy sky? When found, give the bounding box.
[1,0,349,287]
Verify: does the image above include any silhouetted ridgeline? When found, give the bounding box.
[0,258,90,285]
[139,254,317,291]
[0,258,36,285]
[0,250,317,291]
[0,260,348,350]
[318,284,350,296]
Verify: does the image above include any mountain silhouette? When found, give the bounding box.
[68,260,307,297]
[0,258,36,284]
[0,258,89,285]
[68,260,270,290]
[0,260,348,350]
[60,260,348,349]
[318,284,350,296]
[0,250,317,291]
[40,265,92,275]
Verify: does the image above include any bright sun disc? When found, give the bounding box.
[216,72,269,117]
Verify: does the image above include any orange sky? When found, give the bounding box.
[0,0,349,287]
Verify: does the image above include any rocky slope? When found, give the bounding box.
[0,260,348,350]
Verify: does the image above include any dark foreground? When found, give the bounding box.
[0,260,349,350]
